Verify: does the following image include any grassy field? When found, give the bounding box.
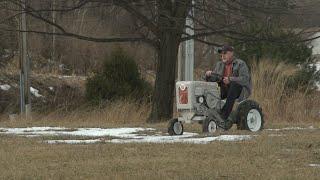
[0,119,319,180]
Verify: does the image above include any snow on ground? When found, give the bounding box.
[106,134,252,144]
[0,127,156,138]
[0,127,252,144]
[30,87,44,97]
[0,126,316,144]
[58,75,87,80]
[309,164,320,168]
[0,84,11,91]
[268,134,284,137]
[315,61,320,90]
[265,126,315,131]
[311,32,320,55]
[47,139,102,144]
[46,135,252,144]
[315,61,320,71]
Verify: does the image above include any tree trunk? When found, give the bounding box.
[147,0,191,123]
[148,31,180,122]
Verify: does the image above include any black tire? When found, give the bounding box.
[236,100,264,131]
[202,118,217,133]
[168,118,184,135]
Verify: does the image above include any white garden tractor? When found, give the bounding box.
[168,75,264,135]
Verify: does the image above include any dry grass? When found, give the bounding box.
[0,99,151,128]
[0,127,320,179]
[251,60,320,123]
[50,99,151,126]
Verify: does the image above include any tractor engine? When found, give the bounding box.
[176,81,222,123]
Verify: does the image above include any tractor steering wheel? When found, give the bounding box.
[204,72,223,82]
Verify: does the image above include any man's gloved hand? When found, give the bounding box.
[223,77,230,84]
[205,71,223,82]
[205,70,212,77]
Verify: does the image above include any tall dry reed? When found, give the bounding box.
[251,60,319,123]
[71,60,318,125]
[39,99,151,126]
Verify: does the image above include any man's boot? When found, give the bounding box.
[220,111,234,131]
[223,117,233,130]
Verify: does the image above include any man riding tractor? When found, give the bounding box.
[205,45,252,130]
[168,44,262,135]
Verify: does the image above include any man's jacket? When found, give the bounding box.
[209,58,252,101]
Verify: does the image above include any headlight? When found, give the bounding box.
[198,96,204,103]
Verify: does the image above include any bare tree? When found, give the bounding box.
[0,0,319,122]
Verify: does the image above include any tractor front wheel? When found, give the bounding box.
[168,118,184,135]
[202,118,218,134]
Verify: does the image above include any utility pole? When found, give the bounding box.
[184,0,195,81]
[52,0,56,62]
[177,0,195,81]
[177,44,183,81]
[19,0,31,119]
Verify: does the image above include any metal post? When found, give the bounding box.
[20,0,31,119]
[19,9,25,115]
[177,43,182,81]
[52,0,56,62]
[184,0,195,81]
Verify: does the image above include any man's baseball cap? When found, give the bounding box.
[218,45,234,53]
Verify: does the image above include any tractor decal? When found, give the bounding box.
[179,85,188,104]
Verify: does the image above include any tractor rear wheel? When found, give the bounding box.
[236,100,264,132]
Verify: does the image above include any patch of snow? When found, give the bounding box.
[311,32,320,55]
[0,127,68,134]
[0,84,11,91]
[309,164,320,167]
[107,135,252,144]
[45,134,251,144]
[64,127,156,138]
[315,62,320,71]
[0,127,252,144]
[58,75,87,80]
[48,87,54,91]
[266,126,316,131]
[0,127,156,138]
[30,87,43,97]
[47,139,102,144]
[268,134,284,137]
[315,62,320,90]
[23,135,41,137]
